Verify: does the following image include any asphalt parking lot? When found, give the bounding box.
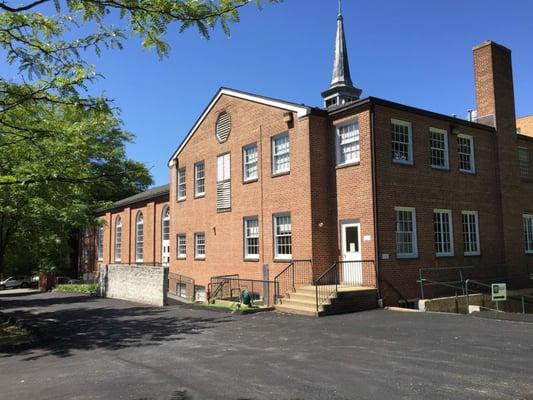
[1,292,532,400]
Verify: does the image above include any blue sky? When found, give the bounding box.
[7,0,533,186]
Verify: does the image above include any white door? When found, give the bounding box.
[340,222,362,285]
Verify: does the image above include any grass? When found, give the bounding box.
[53,283,98,295]
[0,322,32,347]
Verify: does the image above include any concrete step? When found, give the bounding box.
[276,304,321,317]
[286,292,319,302]
[280,298,325,309]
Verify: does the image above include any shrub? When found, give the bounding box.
[53,284,98,295]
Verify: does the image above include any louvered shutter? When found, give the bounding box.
[216,112,231,143]
[217,153,231,211]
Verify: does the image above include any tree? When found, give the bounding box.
[0,0,279,275]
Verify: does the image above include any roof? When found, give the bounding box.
[167,87,313,166]
[97,184,169,213]
[328,96,497,132]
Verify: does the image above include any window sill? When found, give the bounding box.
[243,178,259,185]
[464,253,481,257]
[459,170,476,176]
[431,166,450,172]
[396,255,419,260]
[392,160,414,167]
[194,257,206,261]
[217,208,232,214]
[244,257,260,262]
[273,258,292,263]
[177,198,186,203]
[194,193,205,199]
[177,256,186,260]
[272,171,290,178]
[336,161,360,170]
[436,254,455,258]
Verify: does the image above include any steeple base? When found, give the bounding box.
[321,85,362,108]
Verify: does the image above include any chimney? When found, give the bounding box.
[473,40,516,132]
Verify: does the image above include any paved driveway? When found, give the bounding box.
[1,292,532,400]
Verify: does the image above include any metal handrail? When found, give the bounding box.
[273,259,313,303]
[465,279,533,314]
[315,260,376,312]
[418,266,474,299]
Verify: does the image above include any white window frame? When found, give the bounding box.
[162,207,170,242]
[195,232,206,259]
[243,217,259,260]
[336,120,360,166]
[177,234,186,259]
[518,147,531,180]
[523,214,533,254]
[273,213,292,260]
[114,216,122,262]
[462,211,480,256]
[177,167,186,200]
[195,161,205,197]
[395,207,418,258]
[429,127,449,170]
[457,134,476,173]
[391,119,413,165]
[243,143,258,182]
[272,133,290,175]
[135,212,144,262]
[97,225,104,261]
[434,209,454,257]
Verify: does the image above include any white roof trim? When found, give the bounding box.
[167,88,310,166]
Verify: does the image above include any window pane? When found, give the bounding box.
[395,209,416,257]
[430,129,448,168]
[195,162,205,195]
[519,148,531,180]
[178,168,186,199]
[195,233,205,258]
[434,210,453,256]
[273,134,290,173]
[274,214,292,258]
[391,121,412,163]
[243,144,258,181]
[345,226,359,252]
[337,123,360,165]
[458,136,474,172]
[244,217,259,258]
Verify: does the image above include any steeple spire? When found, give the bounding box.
[321,1,362,109]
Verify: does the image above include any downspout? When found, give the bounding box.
[370,103,382,302]
[153,201,156,265]
[259,125,265,270]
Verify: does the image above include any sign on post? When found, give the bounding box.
[492,283,507,302]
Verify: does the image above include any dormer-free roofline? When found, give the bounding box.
[167,87,312,167]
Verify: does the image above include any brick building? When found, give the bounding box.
[79,185,170,280]
[81,10,532,308]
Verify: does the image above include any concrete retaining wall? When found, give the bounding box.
[419,292,533,314]
[99,264,168,306]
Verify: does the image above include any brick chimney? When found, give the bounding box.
[473,40,516,132]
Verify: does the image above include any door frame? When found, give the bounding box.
[339,219,362,261]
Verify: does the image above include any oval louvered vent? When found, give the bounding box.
[216,112,231,143]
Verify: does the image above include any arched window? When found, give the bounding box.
[97,225,104,261]
[162,207,170,266]
[114,216,122,262]
[135,212,144,262]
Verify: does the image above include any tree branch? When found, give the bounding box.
[0,0,50,12]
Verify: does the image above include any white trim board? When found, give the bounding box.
[167,87,310,167]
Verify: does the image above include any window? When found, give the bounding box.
[272,133,290,174]
[97,225,104,261]
[430,128,449,169]
[523,214,533,254]
[395,207,417,258]
[135,212,144,262]
[162,207,170,242]
[177,234,186,259]
[273,214,292,259]
[194,161,205,196]
[217,153,231,211]
[195,285,206,302]
[457,135,475,173]
[177,167,186,200]
[114,216,122,262]
[391,119,413,165]
[434,209,454,256]
[336,121,360,165]
[177,283,187,298]
[244,217,259,259]
[243,144,258,182]
[518,147,531,180]
[195,232,205,259]
[462,211,480,256]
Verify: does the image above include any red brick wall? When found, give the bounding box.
[373,104,504,304]
[517,116,533,137]
[81,195,169,277]
[169,94,317,288]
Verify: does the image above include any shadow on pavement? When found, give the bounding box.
[0,295,233,360]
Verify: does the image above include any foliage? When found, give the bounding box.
[0,321,31,347]
[53,283,98,295]
[0,0,279,275]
